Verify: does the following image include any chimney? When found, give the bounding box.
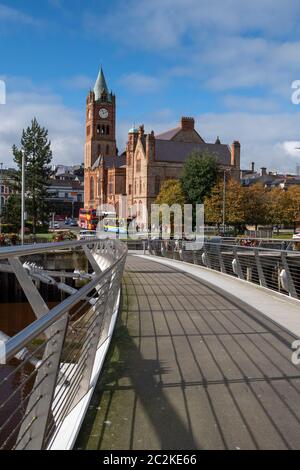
[146,131,155,161]
[138,124,144,137]
[251,162,255,172]
[261,167,267,176]
[181,117,195,131]
[231,140,241,168]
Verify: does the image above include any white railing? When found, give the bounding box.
[0,238,127,450]
[148,239,300,299]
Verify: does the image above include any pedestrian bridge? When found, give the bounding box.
[0,239,300,450]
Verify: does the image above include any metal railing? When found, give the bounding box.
[148,239,300,300]
[0,238,127,450]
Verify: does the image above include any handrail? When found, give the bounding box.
[0,237,127,450]
[148,239,300,300]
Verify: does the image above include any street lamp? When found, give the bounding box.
[222,169,231,236]
[21,151,25,245]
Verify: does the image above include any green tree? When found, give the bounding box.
[11,118,53,235]
[4,193,21,227]
[181,151,219,205]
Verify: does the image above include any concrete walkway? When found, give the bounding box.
[76,255,300,450]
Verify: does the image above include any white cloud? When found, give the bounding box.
[223,95,279,113]
[0,3,41,28]
[198,112,300,173]
[119,72,164,93]
[0,88,84,168]
[87,0,300,98]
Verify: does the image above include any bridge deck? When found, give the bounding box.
[76,255,300,450]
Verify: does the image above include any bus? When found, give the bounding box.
[102,217,130,235]
[79,208,98,230]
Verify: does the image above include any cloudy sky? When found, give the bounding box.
[1,0,300,172]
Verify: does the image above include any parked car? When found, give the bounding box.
[69,219,78,226]
[49,221,60,229]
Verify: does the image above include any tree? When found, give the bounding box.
[283,186,300,231]
[204,178,246,233]
[155,179,185,207]
[11,118,53,235]
[154,179,186,237]
[243,183,270,229]
[268,187,286,230]
[181,151,219,205]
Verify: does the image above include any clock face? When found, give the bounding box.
[99,108,108,119]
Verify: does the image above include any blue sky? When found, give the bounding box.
[1,0,300,172]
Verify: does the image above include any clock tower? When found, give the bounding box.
[85,67,117,169]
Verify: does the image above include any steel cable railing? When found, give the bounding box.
[0,238,127,450]
[148,239,300,300]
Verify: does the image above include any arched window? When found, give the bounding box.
[101,125,105,134]
[97,179,101,197]
[106,125,110,135]
[139,178,142,194]
[90,177,94,201]
[106,144,109,155]
[96,125,100,134]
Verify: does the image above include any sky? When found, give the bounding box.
[1,0,300,172]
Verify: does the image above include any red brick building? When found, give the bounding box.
[84,68,241,219]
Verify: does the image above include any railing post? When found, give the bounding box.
[254,248,267,287]
[16,313,69,450]
[233,247,244,280]
[203,244,212,269]
[281,252,298,299]
[217,244,226,273]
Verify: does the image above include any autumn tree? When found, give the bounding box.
[154,179,186,237]
[204,178,245,233]
[155,179,185,207]
[243,183,270,229]
[283,186,300,231]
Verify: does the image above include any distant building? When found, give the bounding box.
[0,168,16,209]
[241,162,300,190]
[47,166,84,217]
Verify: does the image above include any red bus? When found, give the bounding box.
[79,208,98,230]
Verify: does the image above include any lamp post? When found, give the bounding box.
[21,151,25,245]
[0,163,3,236]
[222,169,227,236]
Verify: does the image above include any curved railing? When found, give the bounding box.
[0,238,127,450]
[148,239,300,300]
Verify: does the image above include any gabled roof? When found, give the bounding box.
[156,127,181,140]
[91,154,126,170]
[155,140,231,165]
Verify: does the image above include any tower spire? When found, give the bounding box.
[94,66,109,101]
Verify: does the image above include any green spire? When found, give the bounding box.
[94,67,110,101]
